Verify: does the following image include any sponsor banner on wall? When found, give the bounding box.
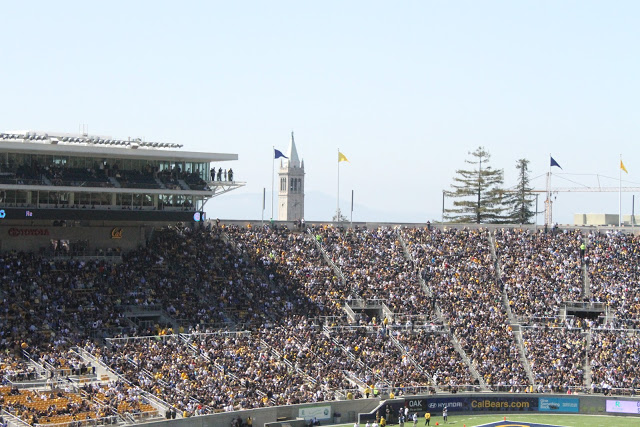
[409,396,539,413]
[425,397,468,412]
[466,396,538,412]
[405,398,429,413]
[606,399,640,414]
[539,397,579,412]
[7,228,50,237]
[298,405,332,421]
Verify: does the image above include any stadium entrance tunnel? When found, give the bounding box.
[563,301,607,324]
[124,308,180,332]
[345,300,388,325]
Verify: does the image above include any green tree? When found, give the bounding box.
[444,147,505,223]
[333,208,348,222]
[503,158,535,224]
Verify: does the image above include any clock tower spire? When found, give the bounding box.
[278,132,305,221]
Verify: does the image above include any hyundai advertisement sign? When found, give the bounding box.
[403,396,539,413]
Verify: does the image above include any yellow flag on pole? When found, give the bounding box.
[621,160,628,174]
[338,152,349,163]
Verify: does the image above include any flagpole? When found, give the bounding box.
[350,189,354,227]
[271,146,275,221]
[546,153,551,227]
[619,154,622,227]
[337,148,340,222]
[632,195,636,232]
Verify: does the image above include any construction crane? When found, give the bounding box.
[533,187,640,193]
[531,187,640,226]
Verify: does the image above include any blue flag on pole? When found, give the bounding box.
[274,148,288,159]
[550,156,562,169]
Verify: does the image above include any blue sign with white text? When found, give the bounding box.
[538,397,579,412]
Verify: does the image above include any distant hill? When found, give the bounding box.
[205,190,437,223]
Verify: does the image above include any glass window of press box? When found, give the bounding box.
[1,153,213,181]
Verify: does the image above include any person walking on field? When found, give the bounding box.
[424,411,430,425]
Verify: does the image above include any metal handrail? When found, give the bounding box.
[33,414,121,427]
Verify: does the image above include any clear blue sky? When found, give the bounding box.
[2,1,639,224]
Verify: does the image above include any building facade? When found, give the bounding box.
[0,130,242,251]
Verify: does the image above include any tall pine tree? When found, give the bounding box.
[444,147,504,223]
[503,158,535,224]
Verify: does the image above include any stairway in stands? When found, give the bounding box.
[488,231,536,387]
[397,229,489,391]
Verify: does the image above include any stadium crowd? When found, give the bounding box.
[587,230,640,329]
[327,326,431,390]
[589,330,640,392]
[3,223,640,426]
[315,226,430,315]
[224,224,345,319]
[402,227,529,390]
[522,326,586,391]
[394,330,474,388]
[495,228,584,321]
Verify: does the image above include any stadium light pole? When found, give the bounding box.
[442,190,445,223]
[271,146,275,221]
[535,193,539,231]
[350,189,354,228]
[632,195,635,232]
[262,187,265,224]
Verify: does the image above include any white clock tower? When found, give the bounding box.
[278,132,305,221]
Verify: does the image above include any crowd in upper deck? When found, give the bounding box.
[587,230,640,329]
[0,159,224,192]
[495,228,584,320]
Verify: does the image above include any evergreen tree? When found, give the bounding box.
[444,147,505,223]
[503,158,535,224]
[333,208,348,222]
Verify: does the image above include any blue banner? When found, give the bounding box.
[538,397,579,413]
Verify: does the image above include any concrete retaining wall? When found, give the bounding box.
[138,394,640,427]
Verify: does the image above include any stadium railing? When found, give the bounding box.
[34,414,119,427]
[389,385,483,395]
[2,409,32,427]
[391,314,442,329]
[318,315,352,326]
[127,409,162,422]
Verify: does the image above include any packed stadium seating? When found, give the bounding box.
[587,230,640,329]
[2,223,640,426]
[402,227,528,389]
[495,228,585,321]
